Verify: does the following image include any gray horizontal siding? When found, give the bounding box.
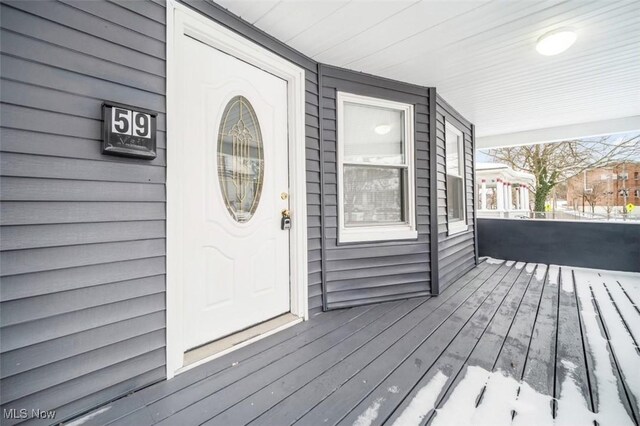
[319,65,431,309]
[0,1,168,424]
[0,0,326,423]
[435,94,477,291]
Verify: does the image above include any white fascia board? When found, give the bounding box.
[477,116,640,149]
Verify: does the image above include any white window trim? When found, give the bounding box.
[445,120,468,235]
[336,92,417,244]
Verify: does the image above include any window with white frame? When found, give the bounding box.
[445,121,467,234]
[337,92,417,243]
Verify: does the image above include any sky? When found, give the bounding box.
[477,131,640,164]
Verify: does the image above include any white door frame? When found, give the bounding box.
[166,0,308,379]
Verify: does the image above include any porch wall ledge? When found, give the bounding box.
[478,218,640,273]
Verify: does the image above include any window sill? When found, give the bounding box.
[339,226,418,244]
[447,221,468,236]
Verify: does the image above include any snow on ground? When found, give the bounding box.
[573,270,636,425]
[483,257,505,265]
[535,264,547,281]
[390,264,640,426]
[603,275,640,344]
[353,397,384,426]
[560,266,574,293]
[548,265,560,286]
[392,372,448,426]
[66,406,111,426]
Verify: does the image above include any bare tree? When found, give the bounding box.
[486,134,640,212]
[580,180,606,214]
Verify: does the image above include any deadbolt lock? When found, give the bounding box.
[281,209,291,230]
[281,192,288,200]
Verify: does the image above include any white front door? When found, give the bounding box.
[177,32,291,351]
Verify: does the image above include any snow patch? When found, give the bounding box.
[560,267,574,293]
[506,261,515,267]
[388,386,400,394]
[392,371,447,426]
[353,397,384,426]
[512,379,553,426]
[535,264,547,281]
[66,406,111,426]
[605,276,640,344]
[484,257,505,265]
[584,272,640,414]
[548,265,560,286]
[555,360,594,426]
[515,262,526,270]
[525,263,535,273]
[431,358,634,426]
[574,273,635,425]
[610,272,640,309]
[432,366,488,426]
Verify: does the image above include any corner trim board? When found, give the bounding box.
[318,64,328,311]
[472,123,479,265]
[428,87,440,295]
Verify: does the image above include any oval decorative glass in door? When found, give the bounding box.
[217,96,264,222]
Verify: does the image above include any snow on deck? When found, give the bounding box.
[424,262,640,426]
[77,259,639,426]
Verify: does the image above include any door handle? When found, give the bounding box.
[281,209,291,230]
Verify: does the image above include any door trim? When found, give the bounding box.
[166,0,308,379]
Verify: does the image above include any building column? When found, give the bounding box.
[515,187,521,210]
[480,180,487,210]
[504,183,511,210]
[496,180,504,211]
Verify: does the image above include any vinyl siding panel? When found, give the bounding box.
[0,1,167,423]
[0,0,482,421]
[435,94,477,291]
[0,1,325,422]
[319,65,432,309]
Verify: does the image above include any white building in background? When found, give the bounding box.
[476,163,536,218]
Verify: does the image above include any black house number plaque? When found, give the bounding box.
[102,102,157,159]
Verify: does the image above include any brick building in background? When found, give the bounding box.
[566,161,640,211]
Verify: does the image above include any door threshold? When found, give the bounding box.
[180,313,301,372]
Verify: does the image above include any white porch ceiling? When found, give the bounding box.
[215,0,640,145]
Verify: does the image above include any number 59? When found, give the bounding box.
[112,108,151,138]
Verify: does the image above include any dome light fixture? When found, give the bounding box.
[536,28,577,56]
[374,124,391,135]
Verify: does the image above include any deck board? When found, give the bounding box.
[334,262,518,425]
[418,262,536,426]
[150,301,400,424]
[249,262,493,426]
[73,260,640,426]
[296,261,510,426]
[385,263,532,425]
[555,266,592,410]
[521,265,559,402]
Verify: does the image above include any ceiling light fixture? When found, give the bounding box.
[536,28,577,56]
[374,124,391,135]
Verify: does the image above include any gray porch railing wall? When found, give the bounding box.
[478,218,640,273]
[435,95,478,292]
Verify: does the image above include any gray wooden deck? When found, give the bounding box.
[75,259,640,426]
